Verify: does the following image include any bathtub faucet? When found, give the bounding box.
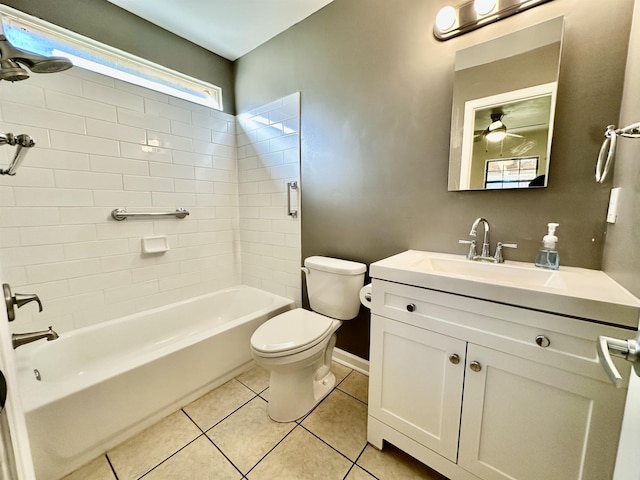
[12,326,58,349]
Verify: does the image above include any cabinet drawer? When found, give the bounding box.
[372,280,632,383]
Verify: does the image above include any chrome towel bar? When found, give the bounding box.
[111,208,189,221]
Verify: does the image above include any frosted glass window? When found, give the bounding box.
[0,6,222,110]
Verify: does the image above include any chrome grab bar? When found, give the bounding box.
[287,181,298,218]
[111,208,190,221]
[0,132,35,176]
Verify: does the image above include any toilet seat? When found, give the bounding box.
[251,309,336,357]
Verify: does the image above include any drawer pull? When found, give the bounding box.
[449,354,460,365]
[535,335,551,348]
[406,303,416,312]
[469,361,482,372]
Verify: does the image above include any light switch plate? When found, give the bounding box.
[607,187,621,223]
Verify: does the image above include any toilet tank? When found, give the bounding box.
[304,256,366,320]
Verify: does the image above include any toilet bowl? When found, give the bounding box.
[250,256,366,422]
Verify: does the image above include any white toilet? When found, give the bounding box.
[250,256,366,422]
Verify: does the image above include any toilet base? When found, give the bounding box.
[263,333,338,422]
[268,367,336,422]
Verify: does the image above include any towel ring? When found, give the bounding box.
[596,122,640,183]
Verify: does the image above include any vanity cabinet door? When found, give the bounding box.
[368,314,467,462]
[458,344,627,480]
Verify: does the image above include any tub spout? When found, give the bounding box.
[12,326,58,349]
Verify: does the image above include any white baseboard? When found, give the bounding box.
[333,348,369,375]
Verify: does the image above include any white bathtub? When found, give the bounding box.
[14,285,294,480]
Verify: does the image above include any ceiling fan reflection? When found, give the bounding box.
[474,113,524,143]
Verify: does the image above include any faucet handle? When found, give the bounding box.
[14,292,43,311]
[459,239,477,260]
[3,283,43,322]
[494,242,518,263]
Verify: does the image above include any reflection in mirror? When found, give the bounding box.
[448,17,564,191]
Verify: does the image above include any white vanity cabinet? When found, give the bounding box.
[457,344,626,480]
[369,314,466,462]
[368,279,632,480]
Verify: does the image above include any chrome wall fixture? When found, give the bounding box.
[111,208,190,221]
[287,181,298,218]
[434,0,554,40]
[0,18,72,82]
[595,122,640,183]
[0,132,35,175]
[0,15,72,176]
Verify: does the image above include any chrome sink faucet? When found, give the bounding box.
[459,217,517,263]
[470,217,491,258]
[12,326,58,349]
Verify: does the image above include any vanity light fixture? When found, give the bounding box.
[435,5,457,32]
[474,0,497,15]
[434,0,554,41]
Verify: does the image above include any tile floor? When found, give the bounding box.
[61,362,449,480]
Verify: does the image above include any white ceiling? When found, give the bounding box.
[106,0,334,61]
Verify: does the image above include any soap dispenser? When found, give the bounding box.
[534,223,560,270]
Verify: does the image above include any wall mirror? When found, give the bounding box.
[447,17,564,191]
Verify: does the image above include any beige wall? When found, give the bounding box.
[603,0,640,299]
[235,0,633,358]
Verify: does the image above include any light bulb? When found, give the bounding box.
[435,6,457,32]
[474,0,497,15]
[486,127,507,142]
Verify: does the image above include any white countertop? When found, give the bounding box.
[370,250,640,329]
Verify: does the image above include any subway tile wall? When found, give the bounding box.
[236,93,302,306]
[0,67,300,333]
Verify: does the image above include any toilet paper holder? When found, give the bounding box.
[359,283,372,307]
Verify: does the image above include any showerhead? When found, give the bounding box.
[0,59,28,82]
[0,29,72,81]
[29,57,73,74]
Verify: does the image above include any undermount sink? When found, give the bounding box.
[369,250,640,327]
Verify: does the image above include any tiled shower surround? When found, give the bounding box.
[237,94,302,303]
[0,67,301,334]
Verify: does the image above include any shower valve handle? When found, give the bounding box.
[3,283,43,322]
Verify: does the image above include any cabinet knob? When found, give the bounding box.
[535,335,551,348]
[469,361,482,372]
[449,354,460,365]
[406,303,416,312]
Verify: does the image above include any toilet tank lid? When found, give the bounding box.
[304,256,366,275]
